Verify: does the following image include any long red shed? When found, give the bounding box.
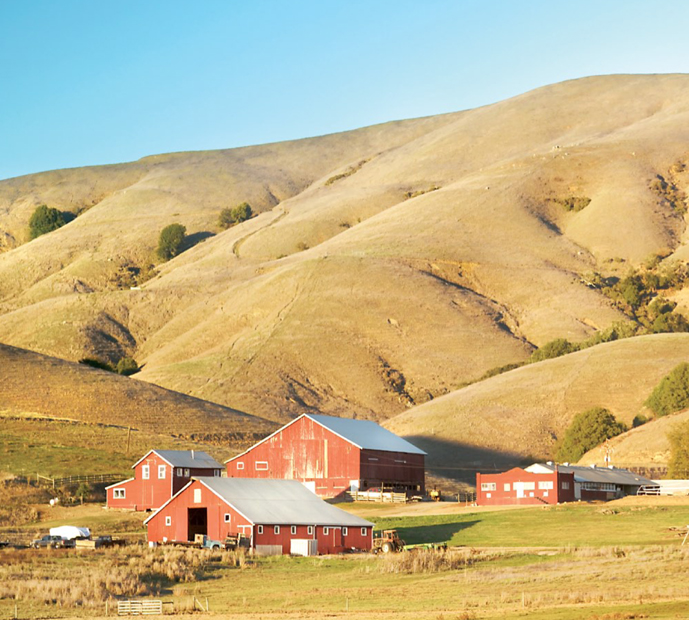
[145,477,374,555]
[106,450,223,511]
[225,413,426,498]
[476,466,576,506]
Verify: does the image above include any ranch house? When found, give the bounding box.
[106,449,223,511]
[225,413,426,498]
[145,477,374,555]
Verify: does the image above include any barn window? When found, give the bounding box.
[342,527,348,536]
[307,526,314,535]
[184,468,190,477]
[562,481,570,490]
[193,489,202,504]
[165,516,171,527]
[255,461,269,471]
[113,488,125,499]
[523,482,536,491]
[142,465,150,480]
[257,525,263,534]
[361,527,367,536]
[480,482,496,491]
[538,481,553,490]
[274,525,280,535]
[323,527,329,535]
[291,526,297,535]
[176,468,183,477]
[394,460,406,464]
[236,462,245,470]
[214,469,221,477]
[368,457,378,461]
[503,483,510,491]
[158,465,166,479]
[224,513,231,523]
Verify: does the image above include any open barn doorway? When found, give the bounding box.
[187,508,207,541]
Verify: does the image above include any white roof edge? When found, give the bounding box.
[131,449,176,469]
[225,414,307,463]
[305,414,362,449]
[105,477,134,490]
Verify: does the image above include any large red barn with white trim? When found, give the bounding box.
[225,414,426,498]
[106,450,223,511]
[145,477,373,555]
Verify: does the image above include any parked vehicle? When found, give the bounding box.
[31,535,74,549]
[372,529,406,553]
[75,535,127,549]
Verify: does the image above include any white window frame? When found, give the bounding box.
[274,525,280,535]
[538,480,554,490]
[158,465,166,479]
[255,461,269,471]
[214,469,221,477]
[361,527,367,536]
[113,488,126,499]
[193,488,202,504]
[142,465,150,480]
[343,527,348,536]
[307,526,314,535]
[257,525,263,534]
[236,462,244,470]
[503,483,511,491]
[291,526,297,535]
[165,516,171,527]
[562,481,570,490]
[176,468,183,477]
[224,513,231,523]
[323,527,329,535]
[480,482,496,491]
[184,468,190,477]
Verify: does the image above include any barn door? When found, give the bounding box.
[514,482,525,498]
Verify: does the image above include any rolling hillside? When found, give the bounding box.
[3,74,689,473]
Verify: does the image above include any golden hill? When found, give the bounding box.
[0,343,275,443]
[2,74,689,465]
[384,334,689,481]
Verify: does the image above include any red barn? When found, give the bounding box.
[225,414,425,498]
[106,450,223,511]
[145,477,374,555]
[476,467,576,506]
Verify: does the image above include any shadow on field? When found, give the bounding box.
[396,519,479,545]
[404,435,537,485]
[181,231,216,251]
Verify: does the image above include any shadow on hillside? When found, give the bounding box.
[181,231,215,252]
[395,520,479,545]
[405,435,536,485]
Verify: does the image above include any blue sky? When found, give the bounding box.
[2,0,689,181]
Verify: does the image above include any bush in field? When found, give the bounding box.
[157,223,186,261]
[645,363,689,417]
[116,357,139,376]
[219,202,253,229]
[29,205,67,239]
[529,338,577,363]
[668,421,689,478]
[556,407,627,463]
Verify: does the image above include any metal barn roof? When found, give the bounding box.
[527,463,654,486]
[199,477,374,527]
[133,450,223,470]
[307,414,426,455]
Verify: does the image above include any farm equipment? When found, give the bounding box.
[372,529,406,553]
[429,489,442,502]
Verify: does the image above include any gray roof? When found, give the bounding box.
[533,463,654,486]
[198,477,374,527]
[308,414,426,455]
[135,450,222,470]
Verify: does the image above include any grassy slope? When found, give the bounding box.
[1,75,689,456]
[384,334,689,479]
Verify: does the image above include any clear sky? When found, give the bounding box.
[2,0,689,181]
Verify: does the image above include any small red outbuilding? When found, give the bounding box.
[106,450,223,511]
[476,466,576,506]
[145,477,374,555]
[226,413,425,498]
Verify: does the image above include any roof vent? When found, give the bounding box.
[191,450,195,460]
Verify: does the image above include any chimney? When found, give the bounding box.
[191,450,195,460]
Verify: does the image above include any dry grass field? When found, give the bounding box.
[4,75,689,474]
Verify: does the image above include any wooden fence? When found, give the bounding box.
[36,473,126,488]
[117,599,163,616]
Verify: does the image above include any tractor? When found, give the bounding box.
[372,529,406,553]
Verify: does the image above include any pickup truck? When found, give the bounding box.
[31,535,74,549]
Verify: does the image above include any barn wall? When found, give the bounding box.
[476,468,575,506]
[226,417,360,497]
[359,450,425,493]
[254,524,372,554]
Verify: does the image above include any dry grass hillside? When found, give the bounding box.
[3,75,689,471]
[384,334,689,480]
[0,343,275,443]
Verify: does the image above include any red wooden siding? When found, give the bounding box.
[476,468,576,506]
[107,453,221,511]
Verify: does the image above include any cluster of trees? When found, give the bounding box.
[157,223,186,261]
[28,205,67,239]
[79,356,139,376]
[218,202,253,229]
[556,407,627,463]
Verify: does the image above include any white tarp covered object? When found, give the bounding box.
[49,525,90,540]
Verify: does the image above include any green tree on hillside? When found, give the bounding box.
[157,223,186,261]
[116,357,139,376]
[556,407,627,463]
[529,338,577,364]
[28,205,67,239]
[645,363,689,417]
[668,421,689,478]
[219,202,253,229]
